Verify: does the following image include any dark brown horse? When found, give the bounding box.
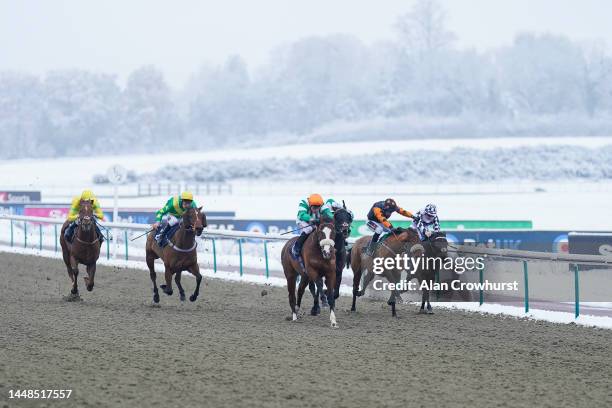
[412,231,449,314]
[281,218,338,328]
[349,228,423,316]
[59,201,102,300]
[145,207,206,304]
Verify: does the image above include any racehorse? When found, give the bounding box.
[349,227,423,316]
[281,217,338,328]
[412,231,449,314]
[145,207,206,304]
[59,201,102,300]
[310,207,353,304]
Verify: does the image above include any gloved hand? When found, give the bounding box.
[425,230,433,238]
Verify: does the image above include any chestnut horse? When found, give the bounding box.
[59,201,102,300]
[349,228,423,316]
[281,218,338,328]
[145,207,206,304]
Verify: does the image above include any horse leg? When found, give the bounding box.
[296,275,309,314]
[385,270,399,317]
[175,272,186,301]
[308,279,320,316]
[286,270,298,321]
[425,281,433,314]
[160,264,173,296]
[351,268,361,312]
[334,265,343,299]
[187,264,203,302]
[146,254,159,303]
[316,278,328,308]
[84,263,96,292]
[324,271,338,328]
[69,257,79,297]
[419,288,427,314]
[358,269,375,297]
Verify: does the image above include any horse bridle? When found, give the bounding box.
[74,214,99,245]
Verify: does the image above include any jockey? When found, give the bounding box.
[291,193,333,259]
[412,204,441,240]
[64,190,105,243]
[323,198,354,236]
[153,191,198,246]
[365,198,414,256]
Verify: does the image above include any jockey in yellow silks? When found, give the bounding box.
[64,190,105,243]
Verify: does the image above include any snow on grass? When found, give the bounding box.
[1,136,611,187]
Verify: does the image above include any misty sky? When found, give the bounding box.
[1,0,610,89]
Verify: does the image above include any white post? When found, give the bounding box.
[107,164,128,260]
[113,184,119,259]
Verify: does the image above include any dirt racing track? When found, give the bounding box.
[1,252,612,408]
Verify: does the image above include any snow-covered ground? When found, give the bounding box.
[2,136,612,230]
[1,136,611,187]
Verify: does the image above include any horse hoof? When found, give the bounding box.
[418,309,427,314]
[310,307,320,316]
[153,293,160,303]
[331,322,339,329]
[180,292,186,302]
[63,293,81,302]
[189,294,198,302]
[350,306,356,312]
[86,285,94,292]
[160,285,173,296]
[427,309,434,315]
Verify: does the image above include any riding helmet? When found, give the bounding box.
[424,204,437,216]
[384,198,397,208]
[181,191,194,201]
[308,193,324,206]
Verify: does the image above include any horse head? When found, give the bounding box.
[333,208,353,239]
[181,207,198,235]
[78,201,94,232]
[425,231,448,259]
[316,216,336,260]
[195,207,205,236]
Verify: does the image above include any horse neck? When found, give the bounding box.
[173,224,194,247]
[77,222,95,239]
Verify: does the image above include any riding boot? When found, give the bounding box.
[65,222,77,243]
[365,233,380,256]
[155,224,169,247]
[95,224,104,243]
[291,232,309,259]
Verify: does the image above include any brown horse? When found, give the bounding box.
[145,207,206,304]
[281,218,338,328]
[411,231,449,314]
[349,228,423,316]
[59,201,102,300]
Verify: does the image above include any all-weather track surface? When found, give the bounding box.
[1,252,611,408]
